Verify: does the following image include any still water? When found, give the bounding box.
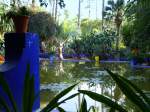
[40,60,150,112]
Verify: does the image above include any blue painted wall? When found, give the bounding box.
[0,33,40,111]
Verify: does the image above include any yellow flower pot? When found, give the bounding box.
[95,61,100,67]
[95,56,99,62]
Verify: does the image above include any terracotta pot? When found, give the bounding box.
[12,16,29,33]
[0,55,4,64]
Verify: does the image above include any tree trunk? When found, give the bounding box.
[52,0,55,17]
[116,26,120,51]
[77,0,81,30]
[88,0,91,18]
[115,26,120,59]
[55,0,58,22]
[96,0,98,19]
[102,0,104,31]
[32,0,35,8]
[58,43,63,60]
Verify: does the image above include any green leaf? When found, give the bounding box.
[42,83,78,112]
[88,106,96,112]
[79,96,88,112]
[23,64,30,112]
[0,74,18,112]
[0,95,11,112]
[23,64,35,112]
[28,75,35,112]
[118,73,150,105]
[109,107,115,112]
[79,90,127,112]
[106,69,150,112]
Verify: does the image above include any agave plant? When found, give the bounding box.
[79,69,150,112]
[0,64,36,112]
[41,83,79,112]
[0,64,78,112]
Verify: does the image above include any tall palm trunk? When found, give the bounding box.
[77,0,81,30]
[95,0,98,19]
[88,0,91,18]
[55,0,58,22]
[116,26,120,51]
[52,0,55,17]
[115,11,122,51]
[32,0,35,9]
[102,0,104,30]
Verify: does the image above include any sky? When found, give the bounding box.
[60,0,104,20]
[45,0,112,20]
[3,0,127,20]
[49,0,127,21]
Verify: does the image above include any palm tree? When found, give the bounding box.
[102,0,104,30]
[77,0,81,30]
[105,0,125,51]
[31,0,35,8]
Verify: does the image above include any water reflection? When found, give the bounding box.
[40,60,150,111]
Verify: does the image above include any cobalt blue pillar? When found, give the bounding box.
[0,33,40,111]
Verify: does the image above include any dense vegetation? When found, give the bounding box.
[0,0,149,62]
[0,0,149,111]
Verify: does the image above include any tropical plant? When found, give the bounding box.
[6,5,31,20]
[121,21,133,48]
[123,0,150,53]
[28,11,56,40]
[41,83,79,111]
[79,69,150,112]
[0,3,13,34]
[0,65,36,112]
[53,19,78,60]
[80,19,102,36]
[133,0,150,53]
[0,64,78,112]
[69,30,115,58]
[104,0,125,51]
[77,96,97,112]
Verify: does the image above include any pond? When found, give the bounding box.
[40,60,150,112]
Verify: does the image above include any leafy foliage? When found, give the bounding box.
[68,30,115,57]
[0,64,36,112]
[79,70,150,112]
[39,0,65,8]
[42,83,78,112]
[104,0,125,51]
[80,19,102,36]
[106,69,150,111]
[79,90,127,112]
[28,12,56,40]
[121,21,134,47]
[6,5,32,20]
[0,3,13,34]
[122,0,150,53]
[0,73,18,112]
